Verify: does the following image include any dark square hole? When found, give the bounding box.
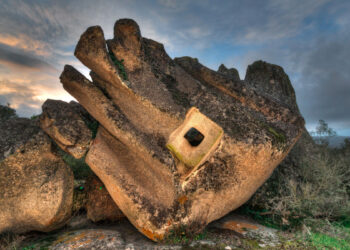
[184,127,204,146]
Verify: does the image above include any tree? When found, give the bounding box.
[311,120,337,145]
[315,119,336,137]
[0,103,17,121]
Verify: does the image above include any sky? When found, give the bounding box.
[0,0,349,135]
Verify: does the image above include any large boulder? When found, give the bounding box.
[0,118,74,233]
[59,18,305,241]
[40,99,92,159]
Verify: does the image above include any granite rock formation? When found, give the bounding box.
[0,118,74,233]
[218,64,240,81]
[58,18,304,241]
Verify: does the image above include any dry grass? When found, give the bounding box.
[0,232,25,250]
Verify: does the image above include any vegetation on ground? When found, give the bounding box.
[162,226,208,245]
[243,119,350,249]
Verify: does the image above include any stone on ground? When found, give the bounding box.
[210,213,280,248]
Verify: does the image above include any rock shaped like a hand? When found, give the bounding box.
[60,19,304,241]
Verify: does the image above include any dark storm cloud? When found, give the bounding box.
[0,0,349,134]
[296,33,350,129]
[0,44,56,71]
[0,0,330,56]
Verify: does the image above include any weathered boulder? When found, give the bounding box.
[85,174,125,222]
[40,99,92,159]
[59,18,304,241]
[0,120,74,233]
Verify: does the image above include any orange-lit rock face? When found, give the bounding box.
[60,18,305,241]
[0,127,73,234]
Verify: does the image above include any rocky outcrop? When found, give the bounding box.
[245,60,299,113]
[59,18,304,241]
[40,99,92,159]
[218,64,240,81]
[0,124,74,233]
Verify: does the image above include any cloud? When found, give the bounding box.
[0,33,51,56]
[0,44,56,71]
[296,33,350,130]
[0,0,349,136]
[0,77,73,117]
[157,0,189,11]
[0,43,72,117]
[0,79,42,116]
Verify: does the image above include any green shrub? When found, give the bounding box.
[108,50,128,80]
[30,114,40,120]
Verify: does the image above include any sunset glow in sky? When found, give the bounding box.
[0,0,349,135]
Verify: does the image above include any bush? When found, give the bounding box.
[244,124,350,229]
[0,103,17,121]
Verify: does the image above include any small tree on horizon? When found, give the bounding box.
[315,119,337,137]
[0,102,17,121]
[311,119,337,145]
